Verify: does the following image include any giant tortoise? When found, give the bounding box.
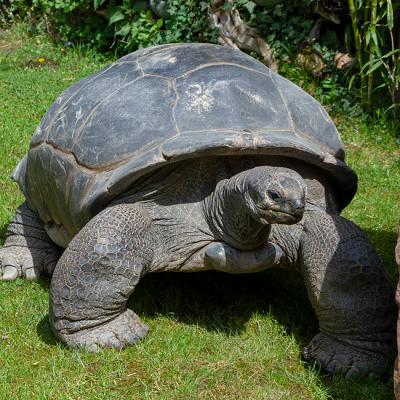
[0,43,395,378]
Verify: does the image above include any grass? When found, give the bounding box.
[0,24,399,399]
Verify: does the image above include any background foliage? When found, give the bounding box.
[0,0,218,51]
[348,0,400,114]
[0,0,399,121]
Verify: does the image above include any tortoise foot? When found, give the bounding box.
[55,309,148,351]
[0,246,60,281]
[302,332,392,379]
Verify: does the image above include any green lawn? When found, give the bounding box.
[0,25,399,400]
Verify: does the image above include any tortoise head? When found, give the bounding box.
[243,166,306,225]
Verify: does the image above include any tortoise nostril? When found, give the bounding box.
[292,199,305,212]
[295,199,303,207]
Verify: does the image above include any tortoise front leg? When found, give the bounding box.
[49,204,153,351]
[300,211,396,378]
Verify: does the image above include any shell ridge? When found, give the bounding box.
[269,71,296,131]
[64,165,74,226]
[34,142,131,173]
[176,62,269,80]
[135,44,185,61]
[170,78,181,135]
[143,73,174,80]
[42,136,172,171]
[136,59,145,76]
[180,128,293,134]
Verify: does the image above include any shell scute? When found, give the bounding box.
[71,76,177,169]
[31,68,108,147]
[175,64,290,132]
[271,73,344,159]
[44,62,143,151]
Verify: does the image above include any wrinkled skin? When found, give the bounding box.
[0,156,396,379]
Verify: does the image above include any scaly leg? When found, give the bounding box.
[0,203,61,280]
[300,211,396,378]
[49,203,153,351]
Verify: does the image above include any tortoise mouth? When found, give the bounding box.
[256,205,304,225]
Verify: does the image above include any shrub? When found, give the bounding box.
[1,0,218,52]
[348,0,400,115]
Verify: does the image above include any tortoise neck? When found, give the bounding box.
[204,170,270,250]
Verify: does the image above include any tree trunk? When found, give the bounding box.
[208,0,278,71]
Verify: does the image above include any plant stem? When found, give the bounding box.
[348,0,364,104]
[367,0,378,108]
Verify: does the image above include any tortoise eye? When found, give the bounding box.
[268,190,281,201]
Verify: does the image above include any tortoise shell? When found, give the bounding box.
[13,43,357,236]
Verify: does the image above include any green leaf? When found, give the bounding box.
[387,0,394,30]
[156,18,164,29]
[131,23,139,37]
[244,1,257,14]
[382,49,400,59]
[365,60,383,75]
[373,82,388,91]
[362,57,379,70]
[348,74,357,90]
[93,0,106,10]
[223,1,233,11]
[116,23,131,36]
[371,29,378,48]
[374,44,382,58]
[109,9,125,25]
[384,102,399,113]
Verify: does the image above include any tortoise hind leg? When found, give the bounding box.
[0,203,61,281]
[300,211,396,378]
[49,204,153,351]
